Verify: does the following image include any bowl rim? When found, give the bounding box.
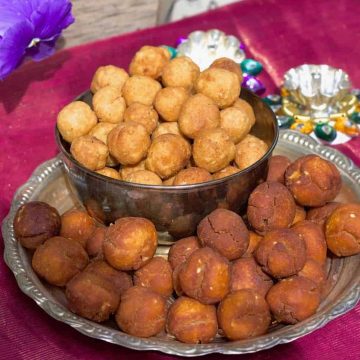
[55,88,279,190]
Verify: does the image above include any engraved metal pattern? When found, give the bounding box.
[2,130,360,356]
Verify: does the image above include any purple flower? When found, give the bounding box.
[0,0,74,80]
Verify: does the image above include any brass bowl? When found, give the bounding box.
[55,88,278,239]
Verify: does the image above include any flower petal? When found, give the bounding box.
[31,0,74,40]
[0,20,34,80]
[26,37,57,61]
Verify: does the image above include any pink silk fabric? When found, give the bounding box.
[0,0,359,359]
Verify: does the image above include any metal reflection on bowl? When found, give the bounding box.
[283,64,353,118]
[176,29,245,71]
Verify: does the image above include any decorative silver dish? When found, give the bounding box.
[177,29,245,71]
[2,130,360,357]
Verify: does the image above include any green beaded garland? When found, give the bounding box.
[240,59,263,76]
[263,95,282,106]
[350,112,360,124]
[163,46,177,59]
[277,115,294,129]
[315,123,337,142]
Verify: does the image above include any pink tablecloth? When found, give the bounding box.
[0,0,359,359]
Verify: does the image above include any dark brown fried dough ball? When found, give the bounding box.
[173,167,212,185]
[210,57,243,83]
[306,202,341,229]
[195,68,240,109]
[129,46,170,79]
[266,276,321,324]
[96,167,121,180]
[298,259,326,293]
[86,227,106,257]
[134,257,173,297]
[103,217,157,270]
[13,201,61,249]
[92,86,126,123]
[292,205,307,225]
[292,220,327,265]
[85,259,133,296]
[218,289,271,340]
[57,101,97,143]
[247,181,296,234]
[146,134,191,179]
[162,56,200,90]
[119,160,146,179]
[70,135,109,171]
[325,203,360,256]
[116,286,167,337]
[122,75,161,106]
[166,296,218,344]
[178,94,220,139]
[285,155,342,207]
[151,122,183,140]
[193,128,235,173]
[154,87,189,122]
[32,236,89,286]
[243,231,263,257]
[255,228,306,278]
[235,134,268,170]
[233,98,256,126]
[179,247,230,304]
[230,257,273,297]
[212,166,240,180]
[123,102,158,134]
[266,155,291,184]
[60,209,96,248]
[168,236,201,270]
[66,271,119,322]
[197,209,249,260]
[107,122,151,165]
[90,65,129,93]
[220,106,254,143]
[123,169,162,185]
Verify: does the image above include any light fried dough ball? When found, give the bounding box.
[92,86,126,123]
[90,65,129,93]
[123,103,158,134]
[173,167,212,185]
[233,98,256,125]
[210,57,243,83]
[57,101,97,143]
[123,170,162,185]
[119,160,146,179]
[178,94,220,139]
[151,122,182,140]
[146,134,191,179]
[212,166,239,180]
[193,128,235,173]
[195,68,240,108]
[70,136,109,171]
[107,122,151,165]
[162,56,200,90]
[122,75,161,106]
[235,134,268,170]
[154,87,189,122]
[96,167,121,180]
[129,46,170,79]
[220,106,254,143]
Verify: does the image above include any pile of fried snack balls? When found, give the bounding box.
[56,45,268,185]
[13,152,360,344]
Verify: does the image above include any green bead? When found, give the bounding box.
[350,112,360,124]
[263,94,282,106]
[315,123,337,142]
[277,115,294,128]
[241,59,263,76]
[162,45,177,59]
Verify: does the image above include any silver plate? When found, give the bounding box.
[2,130,360,357]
